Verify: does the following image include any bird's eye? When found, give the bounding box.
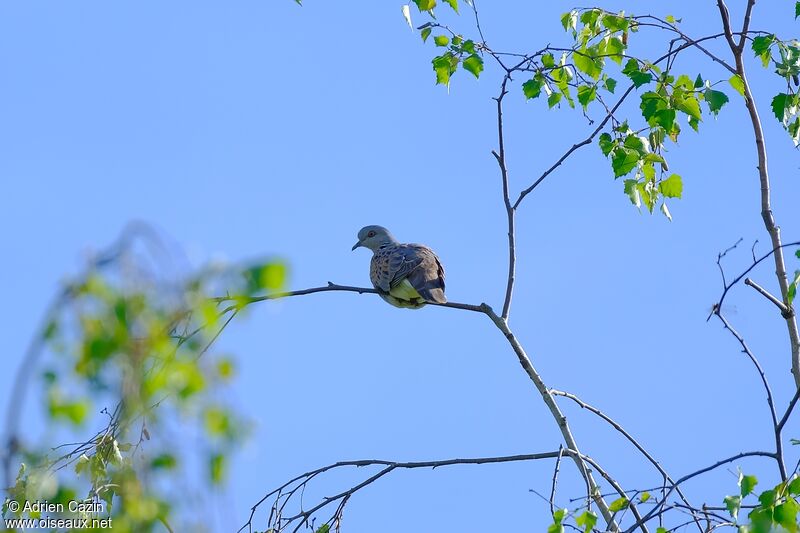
[367,231,376,237]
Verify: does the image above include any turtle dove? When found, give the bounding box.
[352,225,446,309]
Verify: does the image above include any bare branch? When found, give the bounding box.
[739,0,757,53]
[481,307,616,527]
[240,452,563,533]
[551,390,703,533]
[715,241,800,317]
[778,384,800,433]
[493,73,517,321]
[714,312,786,480]
[715,0,800,388]
[218,282,619,528]
[745,277,792,316]
[715,0,738,50]
[624,450,777,533]
[550,445,564,516]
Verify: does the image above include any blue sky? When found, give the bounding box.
[2,1,800,531]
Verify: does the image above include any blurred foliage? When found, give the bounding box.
[2,228,286,531]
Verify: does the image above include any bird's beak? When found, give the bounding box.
[351,241,362,251]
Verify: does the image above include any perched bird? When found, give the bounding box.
[352,225,446,309]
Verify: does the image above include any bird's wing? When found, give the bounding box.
[388,244,446,303]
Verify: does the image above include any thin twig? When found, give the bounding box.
[551,390,703,533]
[623,450,777,533]
[745,278,792,316]
[549,445,564,517]
[492,74,517,321]
[239,452,562,533]
[714,312,786,480]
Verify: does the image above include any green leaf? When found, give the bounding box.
[749,508,773,533]
[421,27,432,42]
[209,453,226,484]
[151,454,177,470]
[413,0,436,12]
[605,77,617,93]
[640,492,651,503]
[601,13,628,32]
[796,2,800,19]
[788,270,799,305]
[604,36,625,64]
[316,525,331,533]
[772,93,790,124]
[789,476,800,495]
[575,510,598,533]
[752,35,775,67]
[244,262,287,293]
[676,74,695,90]
[659,174,683,198]
[624,179,641,208]
[444,0,458,12]
[676,96,702,121]
[462,54,483,78]
[774,498,799,533]
[612,147,639,177]
[660,202,672,221]
[610,497,630,512]
[75,454,90,476]
[623,133,648,154]
[724,495,742,520]
[789,117,800,146]
[705,89,730,116]
[550,507,567,530]
[434,35,449,47]
[561,10,578,32]
[548,92,562,108]
[432,52,458,86]
[402,5,413,29]
[622,59,653,87]
[757,488,777,507]
[740,474,758,497]
[729,74,745,96]
[599,132,615,156]
[542,53,555,68]
[577,85,597,109]
[574,49,603,80]
[522,76,544,99]
[694,74,704,88]
[640,92,669,121]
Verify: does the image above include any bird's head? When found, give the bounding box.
[352,225,396,252]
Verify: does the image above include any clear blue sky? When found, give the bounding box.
[2,1,800,531]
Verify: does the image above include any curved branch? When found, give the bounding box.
[493,73,517,320]
[218,282,618,528]
[551,390,703,533]
[239,452,563,533]
[716,241,800,312]
[623,450,777,533]
[712,312,786,480]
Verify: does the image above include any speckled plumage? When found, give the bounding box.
[352,226,446,309]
